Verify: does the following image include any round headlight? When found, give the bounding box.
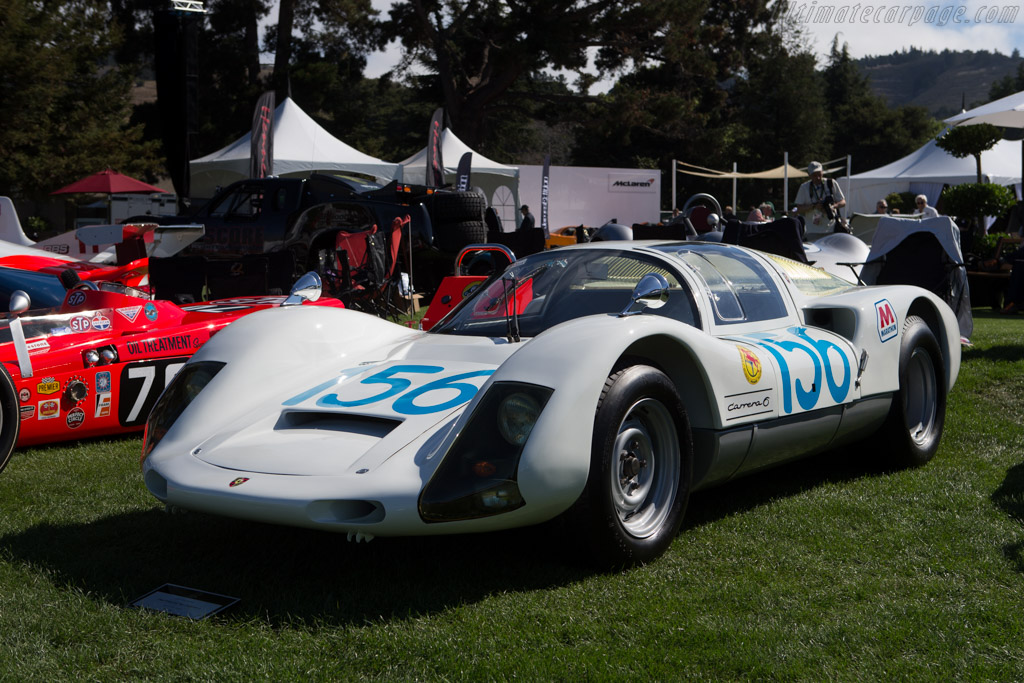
[497,391,541,445]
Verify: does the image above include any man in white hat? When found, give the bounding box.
[793,161,846,234]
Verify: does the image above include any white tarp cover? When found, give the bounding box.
[860,215,972,339]
[190,98,400,199]
[399,129,520,231]
[840,136,1022,215]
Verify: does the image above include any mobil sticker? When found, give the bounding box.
[875,299,898,342]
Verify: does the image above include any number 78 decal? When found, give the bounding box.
[284,364,495,416]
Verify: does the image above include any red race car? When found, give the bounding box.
[0,270,342,474]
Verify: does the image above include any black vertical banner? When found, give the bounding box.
[249,92,275,179]
[426,108,445,187]
[455,152,472,191]
[154,9,198,209]
[540,154,551,236]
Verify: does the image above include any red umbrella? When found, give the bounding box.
[51,168,167,195]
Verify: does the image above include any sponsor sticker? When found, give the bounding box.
[38,399,59,420]
[66,407,85,429]
[27,339,50,355]
[94,393,112,418]
[96,371,111,393]
[229,477,250,487]
[875,299,898,343]
[125,334,201,357]
[18,388,30,403]
[91,313,111,331]
[117,306,143,323]
[37,377,59,395]
[144,302,158,321]
[737,346,762,384]
[67,291,87,306]
[20,405,35,421]
[70,316,92,333]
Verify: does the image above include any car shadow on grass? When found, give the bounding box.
[0,442,900,626]
[992,459,1024,573]
[960,344,1024,363]
[683,441,900,531]
[0,507,592,626]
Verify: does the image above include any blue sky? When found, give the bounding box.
[794,0,1024,62]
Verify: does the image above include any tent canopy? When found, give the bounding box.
[944,89,1024,127]
[190,97,400,199]
[399,128,521,230]
[841,135,1022,214]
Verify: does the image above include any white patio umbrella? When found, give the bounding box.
[945,90,1024,191]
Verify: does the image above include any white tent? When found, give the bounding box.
[841,136,1022,215]
[189,97,400,199]
[399,129,520,231]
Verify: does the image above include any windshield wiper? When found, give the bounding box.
[502,273,521,343]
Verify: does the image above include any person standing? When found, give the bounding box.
[875,199,889,214]
[518,204,536,231]
[793,161,846,232]
[913,194,939,218]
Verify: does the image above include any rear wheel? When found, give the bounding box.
[0,364,21,475]
[568,365,692,567]
[878,315,946,467]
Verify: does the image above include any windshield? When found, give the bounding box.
[431,248,699,338]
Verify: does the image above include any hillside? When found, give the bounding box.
[858,48,1021,118]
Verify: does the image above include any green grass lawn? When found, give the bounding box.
[1,310,1023,680]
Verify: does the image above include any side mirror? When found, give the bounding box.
[9,290,31,317]
[281,271,323,307]
[619,273,669,317]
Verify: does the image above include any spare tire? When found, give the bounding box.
[432,191,486,223]
[434,220,487,254]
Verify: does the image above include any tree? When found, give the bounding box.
[822,39,940,173]
[935,123,1004,183]
[381,0,764,149]
[0,0,163,201]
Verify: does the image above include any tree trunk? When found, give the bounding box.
[273,0,296,96]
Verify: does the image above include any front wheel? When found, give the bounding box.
[878,315,946,468]
[0,364,21,475]
[568,365,692,567]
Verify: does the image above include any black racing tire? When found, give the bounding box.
[0,364,21,475]
[434,220,487,254]
[568,365,692,568]
[877,315,946,468]
[431,191,486,223]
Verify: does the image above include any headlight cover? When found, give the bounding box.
[141,361,225,464]
[419,382,552,523]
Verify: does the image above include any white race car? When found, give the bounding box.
[142,242,961,567]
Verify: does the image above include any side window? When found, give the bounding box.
[673,247,787,325]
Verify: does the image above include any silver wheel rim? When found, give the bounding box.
[904,346,938,445]
[609,397,679,539]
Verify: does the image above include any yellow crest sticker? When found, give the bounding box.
[737,346,762,384]
[37,377,60,395]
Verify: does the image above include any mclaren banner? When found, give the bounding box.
[249,91,275,179]
[455,152,472,191]
[540,155,551,235]
[608,172,658,193]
